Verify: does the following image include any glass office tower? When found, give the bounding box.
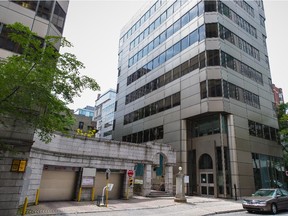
[113,0,284,197]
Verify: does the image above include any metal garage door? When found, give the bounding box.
[39,170,77,201]
[95,172,124,199]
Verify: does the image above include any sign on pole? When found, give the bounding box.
[127,170,134,177]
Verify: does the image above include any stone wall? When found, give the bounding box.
[0,117,35,216]
[19,133,176,205]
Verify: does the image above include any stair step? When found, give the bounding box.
[147,191,174,197]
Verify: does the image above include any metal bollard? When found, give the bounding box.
[77,187,82,202]
[35,189,40,205]
[22,197,28,216]
[91,187,95,201]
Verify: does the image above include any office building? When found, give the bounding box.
[0,0,68,58]
[0,1,69,215]
[74,105,95,118]
[113,0,283,197]
[94,89,116,139]
[272,84,284,106]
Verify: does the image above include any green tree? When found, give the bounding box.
[277,102,288,167]
[0,22,100,143]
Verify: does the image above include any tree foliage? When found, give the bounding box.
[278,103,288,147]
[0,23,100,143]
[277,102,288,168]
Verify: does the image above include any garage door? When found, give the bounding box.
[95,172,124,199]
[39,170,77,201]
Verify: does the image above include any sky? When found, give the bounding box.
[62,0,288,110]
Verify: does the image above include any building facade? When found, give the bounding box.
[74,105,95,118]
[0,0,68,58]
[113,0,284,198]
[272,84,284,106]
[94,89,116,139]
[0,1,69,215]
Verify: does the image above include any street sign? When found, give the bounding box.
[127,170,134,177]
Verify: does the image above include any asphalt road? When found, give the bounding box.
[217,210,288,216]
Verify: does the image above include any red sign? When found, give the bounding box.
[127,170,134,177]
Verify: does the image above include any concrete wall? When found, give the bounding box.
[20,133,176,205]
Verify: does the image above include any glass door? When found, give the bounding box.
[200,172,214,196]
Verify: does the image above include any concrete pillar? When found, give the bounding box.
[227,114,241,198]
[165,165,173,194]
[142,164,152,196]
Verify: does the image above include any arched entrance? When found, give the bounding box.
[199,153,214,196]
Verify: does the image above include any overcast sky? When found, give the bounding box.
[62,0,288,110]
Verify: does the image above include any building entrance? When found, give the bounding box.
[200,172,214,196]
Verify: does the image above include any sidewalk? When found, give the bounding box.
[21,196,244,215]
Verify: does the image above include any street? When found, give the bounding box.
[47,206,288,216]
[218,210,288,216]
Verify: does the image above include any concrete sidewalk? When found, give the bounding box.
[21,196,244,215]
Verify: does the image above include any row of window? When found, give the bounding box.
[128,1,203,67]
[120,0,163,46]
[248,120,279,142]
[219,1,257,38]
[0,23,48,54]
[252,153,284,191]
[191,114,225,138]
[126,50,206,105]
[11,1,66,33]
[122,125,164,143]
[127,21,262,87]
[124,92,180,125]
[200,79,260,108]
[254,0,264,10]
[234,0,255,17]
[259,15,265,28]
[129,0,193,50]
[219,24,260,60]
[126,49,264,106]
[103,130,112,137]
[0,23,22,53]
[127,25,205,86]
[221,51,263,85]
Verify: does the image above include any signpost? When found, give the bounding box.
[105,169,111,207]
[127,170,134,177]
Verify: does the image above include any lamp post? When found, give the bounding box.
[174,166,187,203]
[105,169,111,207]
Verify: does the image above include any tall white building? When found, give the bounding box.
[0,0,68,58]
[94,89,116,139]
[0,1,69,215]
[113,0,284,197]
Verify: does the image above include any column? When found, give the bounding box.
[142,164,152,196]
[165,165,173,194]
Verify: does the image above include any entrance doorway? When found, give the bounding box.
[200,172,214,196]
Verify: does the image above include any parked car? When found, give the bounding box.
[242,188,288,214]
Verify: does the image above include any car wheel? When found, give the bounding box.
[247,210,253,213]
[271,203,278,214]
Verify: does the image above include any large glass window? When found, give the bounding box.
[208,80,222,97]
[52,2,66,33]
[192,114,221,138]
[37,1,54,20]
[200,81,207,99]
[206,23,218,38]
[204,0,217,12]
[198,25,205,41]
[207,50,220,66]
